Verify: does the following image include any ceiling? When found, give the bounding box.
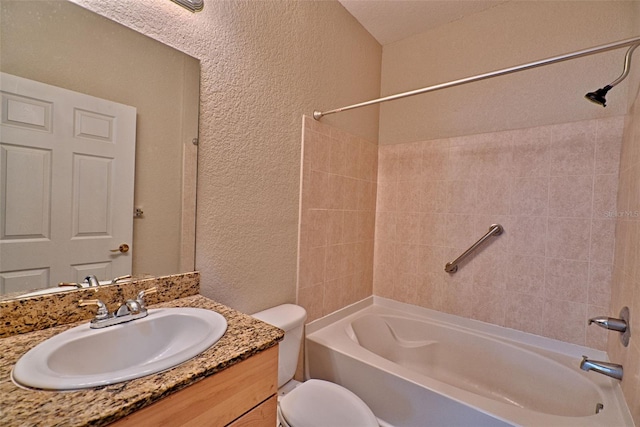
[338,0,509,45]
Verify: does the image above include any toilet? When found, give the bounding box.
[253,304,378,427]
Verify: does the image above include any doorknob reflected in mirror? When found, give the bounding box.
[110,244,130,253]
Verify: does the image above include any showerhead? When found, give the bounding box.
[585,43,638,107]
[585,85,612,107]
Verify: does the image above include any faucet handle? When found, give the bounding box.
[588,316,627,332]
[58,282,83,288]
[136,287,157,309]
[588,307,631,347]
[115,299,142,317]
[78,299,110,320]
[111,274,132,284]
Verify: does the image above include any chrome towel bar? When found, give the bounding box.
[445,224,503,274]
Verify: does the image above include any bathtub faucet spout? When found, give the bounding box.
[580,356,623,380]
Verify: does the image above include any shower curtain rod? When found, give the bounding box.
[312,35,640,120]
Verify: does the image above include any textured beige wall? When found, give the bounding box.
[1,0,197,279]
[73,0,382,313]
[379,1,637,144]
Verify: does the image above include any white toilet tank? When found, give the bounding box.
[252,304,307,388]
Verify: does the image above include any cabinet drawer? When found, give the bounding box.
[110,345,278,426]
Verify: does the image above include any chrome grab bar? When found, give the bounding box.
[445,224,503,274]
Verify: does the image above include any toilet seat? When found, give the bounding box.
[279,379,378,427]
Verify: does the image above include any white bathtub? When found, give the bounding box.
[305,297,633,427]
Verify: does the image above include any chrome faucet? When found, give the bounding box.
[79,287,157,329]
[580,356,623,380]
[57,275,101,288]
[588,315,627,332]
[588,307,630,347]
[84,275,100,287]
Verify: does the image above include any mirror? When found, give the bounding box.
[0,0,199,298]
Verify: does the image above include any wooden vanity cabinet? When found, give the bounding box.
[110,345,278,427]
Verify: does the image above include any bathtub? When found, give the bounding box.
[305,297,633,427]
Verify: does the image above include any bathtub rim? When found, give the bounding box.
[306,296,607,360]
[305,296,634,427]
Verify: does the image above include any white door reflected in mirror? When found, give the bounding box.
[0,73,136,294]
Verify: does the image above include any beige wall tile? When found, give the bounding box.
[396,213,421,245]
[544,258,589,303]
[509,216,547,257]
[588,262,613,307]
[445,214,477,250]
[418,214,447,247]
[475,176,511,215]
[304,209,328,249]
[396,181,422,213]
[471,286,506,326]
[376,180,398,212]
[373,116,622,350]
[548,120,596,176]
[298,124,377,323]
[546,217,591,261]
[303,129,330,173]
[298,245,326,289]
[422,140,450,181]
[447,137,482,180]
[548,175,593,218]
[511,177,549,216]
[510,127,551,178]
[595,116,624,175]
[446,180,478,214]
[593,174,620,219]
[472,250,508,291]
[420,180,447,213]
[506,254,545,297]
[397,143,424,182]
[590,219,616,264]
[542,298,587,345]
[309,170,330,209]
[377,145,399,183]
[298,284,324,323]
[504,292,545,336]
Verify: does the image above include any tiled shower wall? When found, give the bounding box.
[297,116,378,322]
[609,89,640,422]
[374,117,624,349]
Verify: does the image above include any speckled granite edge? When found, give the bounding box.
[0,272,200,338]
[1,294,284,427]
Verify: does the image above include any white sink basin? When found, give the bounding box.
[12,307,227,390]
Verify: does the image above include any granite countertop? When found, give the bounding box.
[1,294,284,427]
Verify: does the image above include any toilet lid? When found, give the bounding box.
[280,379,378,427]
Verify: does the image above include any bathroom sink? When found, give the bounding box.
[12,307,227,390]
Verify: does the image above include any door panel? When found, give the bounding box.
[0,268,49,294]
[0,144,51,239]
